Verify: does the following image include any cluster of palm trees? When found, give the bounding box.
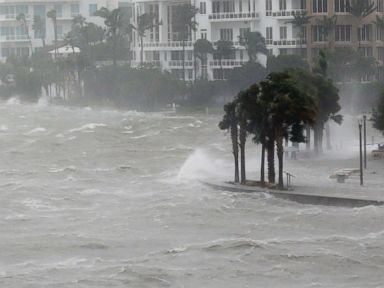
[219,52,342,189]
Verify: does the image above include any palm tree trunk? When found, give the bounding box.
[182,39,186,81]
[231,122,239,183]
[326,121,332,150]
[239,120,246,184]
[276,134,284,189]
[306,126,311,150]
[260,141,265,185]
[113,33,117,67]
[140,36,144,67]
[314,123,324,155]
[267,137,275,184]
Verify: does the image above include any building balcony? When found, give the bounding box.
[137,41,193,50]
[131,60,161,67]
[0,35,30,42]
[0,14,32,21]
[209,59,246,67]
[168,60,194,68]
[266,9,306,18]
[208,12,259,22]
[272,38,307,47]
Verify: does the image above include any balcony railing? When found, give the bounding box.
[209,60,246,67]
[168,60,194,67]
[138,41,193,48]
[0,14,31,20]
[266,9,306,17]
[208,12,259,21]
[0,35,29,41]
[273,38,307,46]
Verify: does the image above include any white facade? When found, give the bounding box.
[130,0,307,80]
[0,0,307,79]
[0,0,117,62]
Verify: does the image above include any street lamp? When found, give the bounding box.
[359,120,364,186]
[363,114,367,169]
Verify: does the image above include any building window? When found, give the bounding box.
[266,27,273,44]
[54,5,62,18]
[220,28,233,41]
[359,24,372,42]
[312,0,327,13]
[377,26,384,41]
[212,1,220,13]
[279,0,287,10]
[280,26,287,40]
[359,47,373,57]
[313,25,327,42]
[34,5,45,18]
[201,31,207,39]
[89,4,98,16]
[199,2,206,14]
[239,27,250,40]
[222,1,235,12]
[335,0,351,13]
[71,4,80,17]
[378,47,384,62]
[335,25,351,42]
[266,0,272,11]
[378,0,384,12]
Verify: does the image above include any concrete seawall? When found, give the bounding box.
[201,180,384,208]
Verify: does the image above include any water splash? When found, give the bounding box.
[178,149,231,180]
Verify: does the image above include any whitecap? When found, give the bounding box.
[69,123,107,133]
[25,127,47,135]
[0,125,8,132]
[6,97,20,105]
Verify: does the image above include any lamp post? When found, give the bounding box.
[363,115,367,169]
[359,120,364,186]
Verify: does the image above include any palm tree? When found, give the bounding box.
[95,7,132,67]
[133,13,159,67]
[237,84,267,185]
[47,9,58,58]
[286,11,312,57]
[219,101,239,183]
[348,0,376,49]
[214,40,234,80]
[32,15,46,47]
[239,31,268,63]
[316,15,337,50]
[173,4,198,81]
[16,13,33,54]
[193,39,213,79]
[260,72,317,188]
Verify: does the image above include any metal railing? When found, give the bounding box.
[209,60,246,67]
[271,9,306,17]
[138,41,193,48]
[0,35,29,41]
[208,12,259,20]
[273,38,307,46]
[168,60,193,67]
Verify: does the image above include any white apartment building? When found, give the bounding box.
[130,0,307,80]
[0,0,307,80]
[0,0,117,62]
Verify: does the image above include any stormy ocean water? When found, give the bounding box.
[1,100,384,287]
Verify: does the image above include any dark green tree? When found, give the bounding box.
[95,7,132,67]
[239,31,268,63]
[219,101,240,183]
[32,15,46,47]
[193,39,213,79]
[214,40,234,80]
